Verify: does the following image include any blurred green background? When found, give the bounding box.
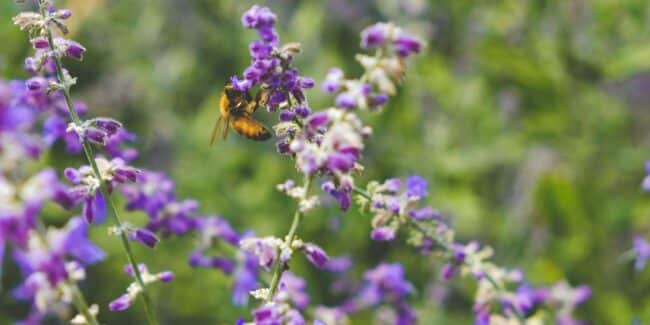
[2,0,650,324]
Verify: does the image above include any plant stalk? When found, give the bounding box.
[265,175,313,301]
[40,4,158,324]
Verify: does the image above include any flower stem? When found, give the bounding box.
[266,175,313,301]
[40,5,158,325]
[70,283,100,325]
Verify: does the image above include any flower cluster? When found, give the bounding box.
[357,176,591,324]
[64,157,140,223]
[9,1,161,322]
[231,5,426,324]
[361,176,439,242]
[0,64,108,324]
[189,216,260,306]
[120,171,197,236]
[323,22,422,111]
[240,235,330,271]
[340,263,416,324]
[232,5,314,111]
[11,217,105,323]
[245,272,310,325]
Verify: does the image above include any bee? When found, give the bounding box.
[210,82,272,144]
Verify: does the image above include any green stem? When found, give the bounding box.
[39,4,158,324]
[265,175,313,301]
[70,283,100,325]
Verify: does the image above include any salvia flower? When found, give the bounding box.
[67,117,123,146]
[10,217,104,321]
[64,157,140,223]
[120,171,197,236]
[338,263,415,324]
[242,272,311,325]
[232,6,313,112]
[240,236,287,271]
[360,176,436,242]
[633,236,650,271]
[128,228,159,249]
[108,264,173,312]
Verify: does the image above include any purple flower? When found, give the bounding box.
[279,109,296,122]
[55,9,72,19]
[25,77,47,92]
[305,111,329,130]
[342,263,415,321]
[304,243,329,269]
[370,93,389,107]
[322,68,343,93]
[408,206,436,221]
[240,236,280,271]
[360,23,389,49]
[189,251,235,274]
[335,92,357,109]
[92,117,122,136]
[109,294,132,312]
[394,34,422,57]
[158,271,174,282]
[129,228,159,248]
[324,255,353,273]
[232,253,259,306]
[111,264,173,312]
[81,192,106,224]
[251,303,306,325]
[439,263,456,280]
[30,37,49,49]
[405,175,428,198]
[298,77,315,89]
[363,263,413,299]
[241,5,277,29]
[276,272,310,309]
[63,41,86,60]
[371,227,396,241]
[383,178,401,193]
[233,6,312,111]
[634,236,650,271]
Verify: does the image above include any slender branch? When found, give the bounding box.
[39,4,157,324]
[266,175,313,301]
[69,283,100,325]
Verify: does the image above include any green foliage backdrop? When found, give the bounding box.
[1,0,650,324]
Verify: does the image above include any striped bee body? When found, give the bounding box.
[210,83,272,144]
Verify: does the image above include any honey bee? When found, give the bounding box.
[210,82,272,144]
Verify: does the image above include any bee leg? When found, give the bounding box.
[210,116,223,146]
[222,116,230,140]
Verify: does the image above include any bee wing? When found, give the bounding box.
[230,116,272,141]
[210,116,223,146]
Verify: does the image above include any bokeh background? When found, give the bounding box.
[2,0,650,324]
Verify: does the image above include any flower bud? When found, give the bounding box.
[109,294,132,312]
[31,37,49,49]
[129,228,159,248]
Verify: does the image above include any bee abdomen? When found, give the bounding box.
[230,117,272,141]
